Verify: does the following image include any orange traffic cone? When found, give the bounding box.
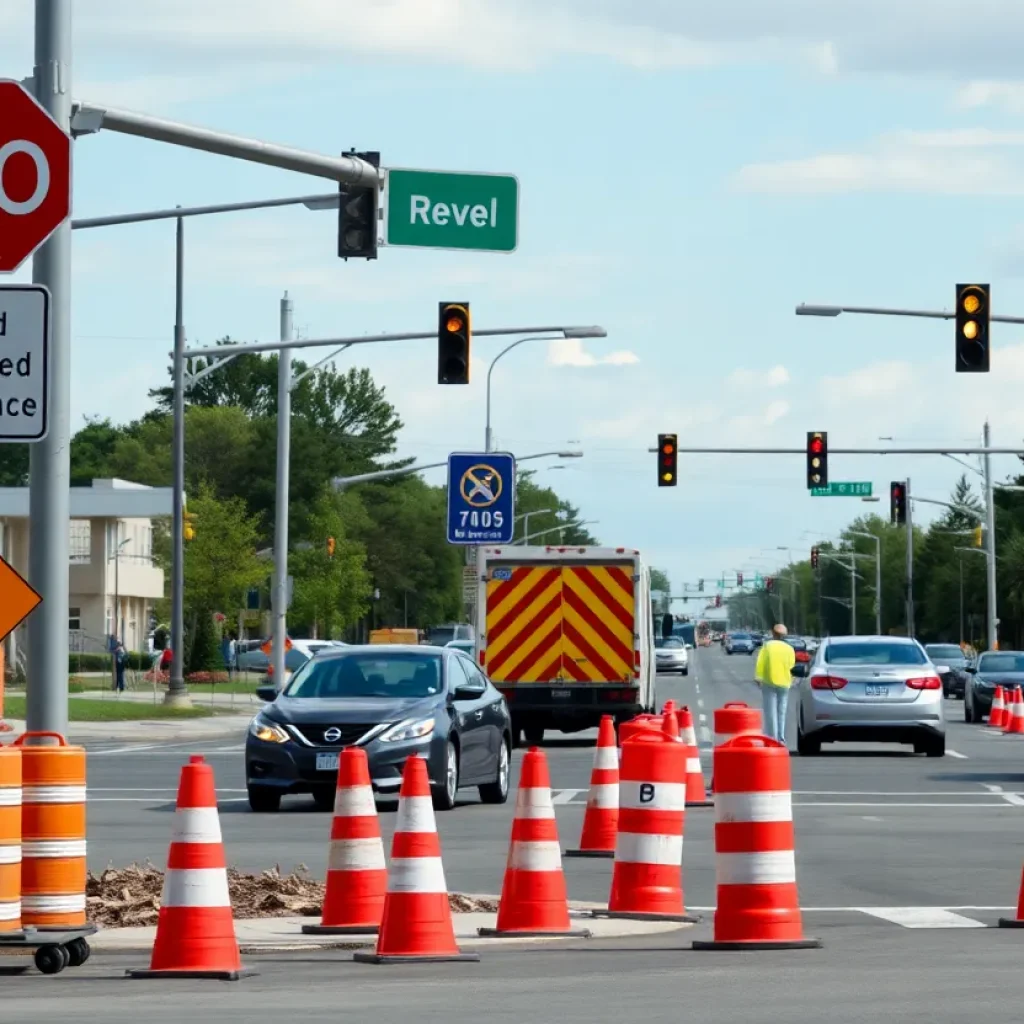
[354,756,478,964]
[565,715,618,858]
[662,700,677,715]
[128,756,254,980]
[678,707,713,808]
[303,747,386,935]
[662,709,681,741]
[480,748,591,938]
[1008,688,1024,735]
[998,865,1024,928]
[989,686,1006,728]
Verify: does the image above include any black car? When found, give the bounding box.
[924,644,970,699]
[965,650,1024,723]
[246,645,512,812]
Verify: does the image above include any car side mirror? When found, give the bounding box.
[256,685,278,702]
[791,663,808,678]
[965,665,977,674]
[451,684,484,701]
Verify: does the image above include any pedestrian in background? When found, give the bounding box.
[754,623,796,747]
[113,641,127,694]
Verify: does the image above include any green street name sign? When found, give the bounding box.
[385,169,519,253]
[810,481,873,497]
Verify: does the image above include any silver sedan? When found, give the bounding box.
[655,637,689,675]
[795,635,945,757]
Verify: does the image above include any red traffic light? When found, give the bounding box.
[809,437,824,454]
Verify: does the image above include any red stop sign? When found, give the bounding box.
[0,80,72,274]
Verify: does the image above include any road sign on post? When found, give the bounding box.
[385,169,519,252]
[0,554,42,643]
[447,452,516,544]
[0,285,50,442]
[0,80,72,273]
[810,482,872,497]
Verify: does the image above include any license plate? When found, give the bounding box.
[551,689,572,700]
[865,685,888,697]
[316,753,340,772]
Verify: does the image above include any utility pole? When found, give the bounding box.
[906,476,915,638]
[271,293,294,689]
[850,562,857,636]
[984,421,999,650]
[27,0,73,738]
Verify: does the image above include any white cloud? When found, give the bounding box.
[763,399,790,425]
[728,365,790,390]
[955,80,1024,114]
[546,338,640,367]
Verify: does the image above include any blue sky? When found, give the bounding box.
[5,1,1024,614]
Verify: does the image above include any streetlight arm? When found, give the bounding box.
[796,303,1024,325]
[485,335,563,452]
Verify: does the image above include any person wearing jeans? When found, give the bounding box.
[754,623,796,747]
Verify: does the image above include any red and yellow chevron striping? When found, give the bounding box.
[484,563,635,684]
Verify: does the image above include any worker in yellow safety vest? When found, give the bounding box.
[754,623,796,748]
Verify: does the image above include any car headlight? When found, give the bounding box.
[249,713,289,744]
[379,717,435,743]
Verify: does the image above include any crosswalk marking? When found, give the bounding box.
[852,908,988,928]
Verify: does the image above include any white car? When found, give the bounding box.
[655,637,689,674]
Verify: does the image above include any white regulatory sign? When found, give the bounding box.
[0,284,50,442]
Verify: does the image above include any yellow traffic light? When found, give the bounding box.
[326,536,336,558]
[963,293,980,314]
[183,512,196,542]
[974,525,984,548]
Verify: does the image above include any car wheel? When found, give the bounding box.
[248,785,281,813]
[524,725,545,746]
[479,736,511,804]
[682,667,689,676]
[312,787,335,811]
[796,731,820,756]
[915,736,945,757]
[431,739,459,811]
[965,693,975,723]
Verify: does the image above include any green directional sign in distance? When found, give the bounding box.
[385,169,519,253]
[810,482,873,497]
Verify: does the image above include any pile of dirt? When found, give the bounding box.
[85,864,497,928]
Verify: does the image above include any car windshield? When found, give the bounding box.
[784,638,807,650]
[978,653,1024,674]
[655,638,683,648]
[824,642,927,666]
[926,645,966,662]
[731,633,750,640]
[284,652,443,699]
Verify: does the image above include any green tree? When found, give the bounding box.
[511,471,599,545]
[187,610,222,675]
[650,569,671,614]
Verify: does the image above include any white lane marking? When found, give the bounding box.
[699,726,712,744]
[947,749,968,759]
[793,801,1006,808]
[855,907,986,929]
[696,698,705,708]
[792,790,991,796]
[981,783,1024,807]
[687,905,1011,913]
[88,743,171,755]
[698,713,707,722]
[551,789,584,805]
[862,816,883,822]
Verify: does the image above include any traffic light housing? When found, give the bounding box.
[806,431,828,489]
[698,578,704,592]
[811,546,819,569]
[765,576,774,593]
[736,572,743,586]
[338,151,380,260]
[890,481,907,525]
[715,594,721,607]
[438,302,471,384]
[326,536,336,558]
[658,433,678,487]
[183,511,196,543]
[955,283,990,373]
[973,525,984,548]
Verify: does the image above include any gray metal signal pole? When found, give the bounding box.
[906,477,915,638]
[27,0,73,738]
[984,421,999,649]
[271,295,294,688]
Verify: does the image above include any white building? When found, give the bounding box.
[0,478,173,671]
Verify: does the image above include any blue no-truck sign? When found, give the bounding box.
[447,451,516,544]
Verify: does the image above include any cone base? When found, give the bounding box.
[127,967,258,980]
[592,910,700,923]
[477,927,593,938]
[686,800,715,808]
[564,849,615,859]
[997,918,1024,928]
[353,951,480,964]
[692,937,822,951]
[302,922,380,935]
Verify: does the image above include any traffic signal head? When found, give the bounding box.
[737,571,743,586]
[698,578,704,592]
[437,302,471,384]
[657,433,678,487]
[955,283,990,373]
[766,576,773,593]
[973,525,984,548]
[326,536,336,558]
[183,511,196,542]
[337,151,380,261]
[806,431,828,488]
[811,546,819,569]
[715,594,721,607]
[890,481,907,525]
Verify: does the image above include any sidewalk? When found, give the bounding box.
[77,688,262,708]
[2,712,253,743]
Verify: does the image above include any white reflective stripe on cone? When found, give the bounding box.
[22,785,87,804]
[619,781,686,812]
[682,728,697,746]
[328,837,386,872]
[160,867,232,908]
[587,783,618,809]
[170,806,222,845]
[508,840,563,872]
[615,832,683,866]
[334,785,376,818]
[395,795,437,834]
[0,787,22,807]
[714,790,793,823]
[716,850,796,886]
[21,840,86,859]
[387,856,448,894]
[0,901,21,921]
[21,893,87,914]
[685,757,702,774]
[594,746,618,771]
[515,787,555,819]
[0,845,20,865]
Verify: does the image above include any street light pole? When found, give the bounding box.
[484,336,562,452]
[984,421,999,650]
[850,531,882,635]
[906,476,915,638]
[270,293,294,689]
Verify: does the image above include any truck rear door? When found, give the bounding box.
[561,563,635,683]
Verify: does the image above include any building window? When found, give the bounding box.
[68,607,81,631]
[69,521,90,564]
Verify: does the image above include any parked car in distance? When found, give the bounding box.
[654,636,689,674]
[784,635,811,667]
[965,650,1024,723]
[267,639,348,687]
[725,632,755,655]
[246,644,512,812]
[796,635,945,757]
[445,639,476,656]
[924,644,970,699]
